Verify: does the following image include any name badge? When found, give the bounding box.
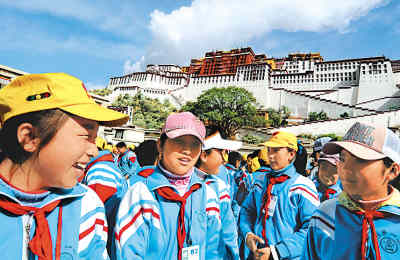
[182,245,199,260]
[267,195,277,217]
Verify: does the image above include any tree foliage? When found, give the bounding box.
[340,112,350,118]
[89,88,112,96]
[308,110,329,122]
[112,93,177,129]
[181,86,266,138]
[266,106,290,127]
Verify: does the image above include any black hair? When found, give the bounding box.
[294,142,308,176]
[228,151,242,166]
[136,140,159,167]
[116,141,127,148]
[195,125,223,168]
[0,109,68,164]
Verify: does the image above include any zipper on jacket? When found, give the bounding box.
[22,213,34,260]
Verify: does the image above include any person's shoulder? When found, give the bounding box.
[309,198,337,237]
[292,173,317,189]
[79,184,106,211]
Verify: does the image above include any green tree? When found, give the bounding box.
[308,110,329,122]
[266,106,291,127]
[112,93,177,129]
[89,88,112,96]
[181,86,266,138]
[340,112,350,118]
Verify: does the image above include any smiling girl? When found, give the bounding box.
[115,112,239,260]
[0,73,128,259]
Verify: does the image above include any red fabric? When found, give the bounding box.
[88,183,117,203]
[324,188,337,200]
[156,184,201,260]
[0,198,61,260]
[138,168,155,178]
[354,210,385,260]
[261,175,289,245]
[129,156,136,163]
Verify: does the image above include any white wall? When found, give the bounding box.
[275,109,400,136]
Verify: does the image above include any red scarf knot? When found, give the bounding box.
[324,188,337,200]
[0,198,61,260]
[261,175,289,246]
[156,183,201,260]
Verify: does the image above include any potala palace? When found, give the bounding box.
[106,47,400,136]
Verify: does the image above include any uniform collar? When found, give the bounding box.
[0,177,87,207]
[225,164,238,171]
[146,165,209,191]
[338,187,400,213]
[269,163,296,177]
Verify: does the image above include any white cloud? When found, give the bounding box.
[145,0,389,65]
[124,56,146,74]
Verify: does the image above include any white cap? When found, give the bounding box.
[203,131,242,151]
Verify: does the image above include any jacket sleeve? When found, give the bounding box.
[84,165,119,204]
[217,181,240,260]
[78,188,110,260]
[114,181,159,260]
[301,217,322,260]
[229,172,241,222]
[274,182,320,259]
[238,187,258,239]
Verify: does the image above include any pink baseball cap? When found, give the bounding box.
[161,112,206,143]
[318,152,340,166]
[323,122,400,164]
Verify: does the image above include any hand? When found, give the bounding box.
[245,233,265,254]
[254,247,271,260]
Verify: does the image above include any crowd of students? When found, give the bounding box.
[1,73,400,260]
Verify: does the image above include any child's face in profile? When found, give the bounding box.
[318,160,339,187]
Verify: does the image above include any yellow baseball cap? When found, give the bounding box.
[258,147,270,164]
[264,131,298,151]
[0,73,128,126]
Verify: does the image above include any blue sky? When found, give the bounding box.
[1,0,399,89]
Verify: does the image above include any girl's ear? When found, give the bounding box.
[17,123,40,153]
[156,139,162,154]
[200,151,208,163]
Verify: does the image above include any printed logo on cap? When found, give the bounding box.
[343,122,375,146]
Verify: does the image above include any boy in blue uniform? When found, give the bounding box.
[240,131,319,260]
[116,141,140,178]
[303,122,400,260]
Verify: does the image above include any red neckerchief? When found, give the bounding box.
[324,188,337,200]
[0,198,63,260]
[156,184,201,260]
[261,175,289,245]
[354,210,386,260]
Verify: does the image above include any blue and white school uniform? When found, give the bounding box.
[0,177,109,259]
[239,163,319,260]
[114,166,239,260]
[303,189,400,260]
